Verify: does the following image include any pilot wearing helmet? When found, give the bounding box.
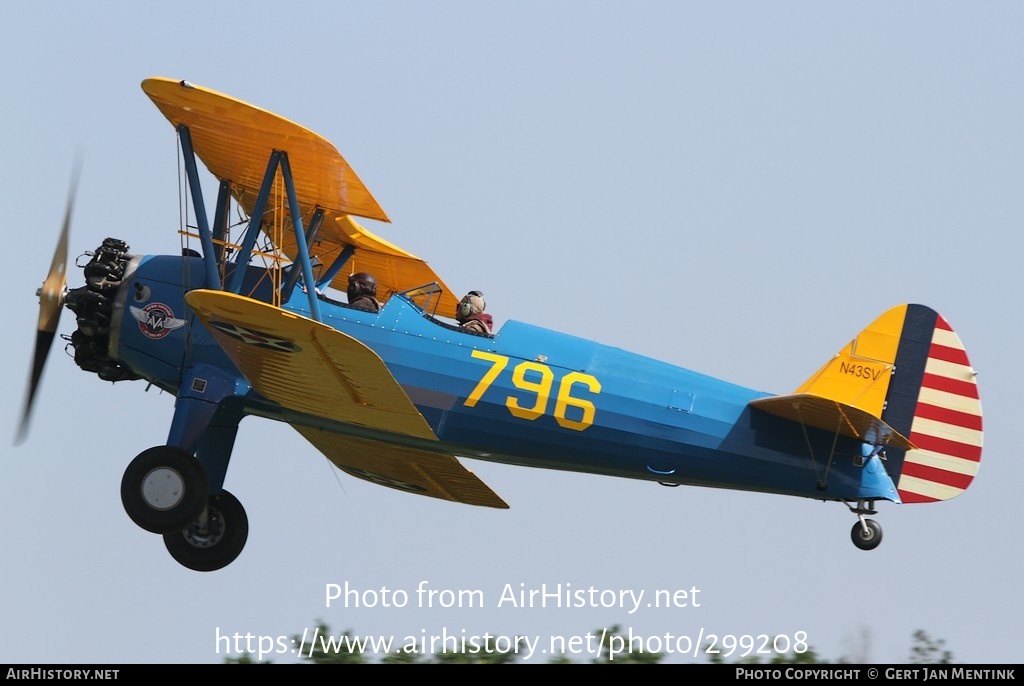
[347,272,381,313]
[456,290,492,335]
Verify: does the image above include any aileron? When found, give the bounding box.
[294,427,508,509]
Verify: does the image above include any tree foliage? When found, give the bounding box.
[908,629,953,664]
[705,643,825,665]
[293,623,365,664]
[226,623,951,664]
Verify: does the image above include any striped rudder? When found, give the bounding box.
[881,305,983,503]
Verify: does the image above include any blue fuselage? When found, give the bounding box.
[103,254,897,505]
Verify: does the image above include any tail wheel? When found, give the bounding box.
[851,518,883,551]
[164,490,248,572]
[121,446,208,534]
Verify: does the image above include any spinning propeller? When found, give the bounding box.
[17,165,79,445]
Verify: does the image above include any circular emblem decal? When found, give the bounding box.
[131,302,185,340]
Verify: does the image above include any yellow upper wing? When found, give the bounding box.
[185,289,507,508]
[143,77,460,318]
[143,77,388,222]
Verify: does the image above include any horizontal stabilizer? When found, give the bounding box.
[750,394,914,449]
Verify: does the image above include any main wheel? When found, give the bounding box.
[851,518,883,551]
[121,446,209,534]
[164,490,248,572]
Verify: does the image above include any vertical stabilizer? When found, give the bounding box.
[757,304,984,503]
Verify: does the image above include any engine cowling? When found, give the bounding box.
[65,238,139,382]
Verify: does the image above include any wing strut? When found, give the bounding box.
[225,150,281,295]
[278,153,321,321]
[177,124,221,290]
[282,207,325,302]
[318,243,356,291]
[175,122,334,321]
[174,141,321,321]
[793,403,844,491]
[210,179,232,265]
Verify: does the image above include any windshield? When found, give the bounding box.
[395,282,444,316]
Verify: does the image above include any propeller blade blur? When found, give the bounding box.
[17,164,79,445]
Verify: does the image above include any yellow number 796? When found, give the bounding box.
[463,350,602,432]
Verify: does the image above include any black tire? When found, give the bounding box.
[851,518,883,551]
[121,446,209,534]
[163,490,248,572]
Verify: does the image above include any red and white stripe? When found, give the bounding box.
[897,315,983,503]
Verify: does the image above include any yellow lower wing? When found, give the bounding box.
[293,427,508,508]
[185,289,507,508]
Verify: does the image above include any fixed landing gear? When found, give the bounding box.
[121,445,249,571]
[847,499,883,551]
[121,446,209,533]
[164,490,249,572]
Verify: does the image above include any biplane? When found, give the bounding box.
[19,78,984,572]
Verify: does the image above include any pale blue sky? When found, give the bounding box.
[2,2,1020,664]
